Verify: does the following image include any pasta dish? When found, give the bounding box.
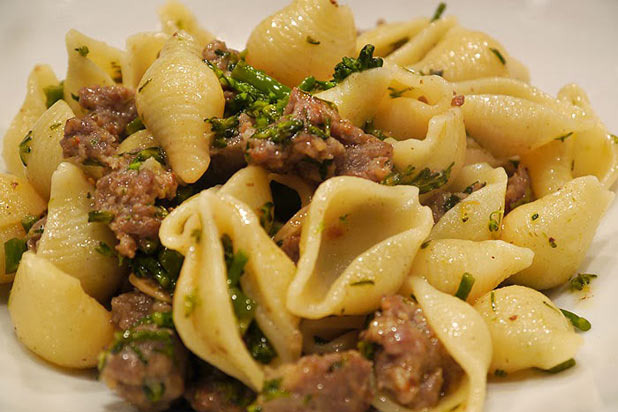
[1,1,615,411]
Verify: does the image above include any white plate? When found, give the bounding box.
[1,1,617,411]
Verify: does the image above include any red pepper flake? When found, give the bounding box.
[509,315,518,321]
[451,95,465,106]
[549,237,557,248]
[418,96,428,104]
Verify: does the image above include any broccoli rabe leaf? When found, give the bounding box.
[383,163,454,194]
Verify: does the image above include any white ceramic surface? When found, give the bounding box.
[0,1,617,411]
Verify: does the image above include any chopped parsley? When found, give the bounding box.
[455,272,475,300]
[569,273,597,291]
[350,279,375,287]
[125,117,145,136]
[560,309,591,331]
[74,46,89,57]
[531,213,539,221]
[20,215,39,233]
[4,238,27,273]
[488,210,503,232]
[138,78,152,93]
[88,210,114,224]
[494,369,508,377]
[555,132,573,142]
[388,86,413,98]
[306,36,320,45]
[43,83,64,108]
[489,47,506,65]
[382,163,454,194]
[128,147,166,170]
[244,321,277,364]
[18,131,33,167]
[541,358,576,374]
[431,2,447,21]
[363,119,389,140]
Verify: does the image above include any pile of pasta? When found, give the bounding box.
[2,1,616,411]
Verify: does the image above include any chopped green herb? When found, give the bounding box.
[560,309,591,331]
[489,47,506,65]
[18,131,33,167]
[339,213,349,223]
[143,381,165,402]
[49,122,63,131]
[382,163,454,194]
[252,117,304,143]
[43,83,64,108]
[490,291,497,312]
[455,272,475,300]
[131,247,184,293]
[611,134,618,144]
[4,238,27,273]
[88,210,114,224]
[71,93,80,102]
[363,119,389,140]
[431,2,447,21]
[95,241,116,257]
[110,61,123,83]
[357,341,377,360]
[184,290,199,317]
[232,60,291,100]
[261,378,289,402]
[137,311,174,329]
[138,78,152,93]
[20,215,39,233]
[128,147,166,170]
[125,117,145,136]
[350,279,375,287]
[569,273,597,291]
[388,86,413,98]
[488,209,503,232]
[555,132,573,142]
[548,237,557,248]
[190,228,201,243]
[259,202,275,235]
[531,213,539,221]
[245,321,277,364]
[462,181,480,194]
[420,240,432,249]
[541,358,576,374]
[75,46,89,57]
[494,369,508,377]
[306,36,320,45]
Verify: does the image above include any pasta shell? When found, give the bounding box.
[246,0,356,87]
[136,31,225,183]
[287,176,433,318]
[158,0,215,49]
[121,32,168,89]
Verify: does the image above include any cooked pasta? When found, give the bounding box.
[0,1,614,412]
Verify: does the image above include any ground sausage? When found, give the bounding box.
[255,350,374,412]
[111,291,172,330]
[505,164,531,213]
[78,85,137,137]
[185,369,254,412]
[245,88,393,183]
[94,161,177,258]
[360,295,463,410]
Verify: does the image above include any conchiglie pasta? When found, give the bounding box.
[386,108,467,192]
[24,100,75,199]
[474,286,582,373]
[2,64,60,177]
[502,176,613,290]
[8,252,114,369]
[410,26,530,82]
[158,0,215,48]
[374,64,455,140]
[63,30,119,114]
[315,67,392,127]
[430,163,507,241]
[356,18,429,57]
[521,139,574,198]
[457,81,594,159]
[37,163,125,302]
[374,277,492,412]
[386,16,457,67]
[0,173,46,282]
[136,31,225,183]
[121,32,168,89]
[401,239,534,303]
[161,191,301,390]
[246,0,356,87]
[287,177,433,319]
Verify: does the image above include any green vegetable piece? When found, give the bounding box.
[252,117,304,143]
[4,238,27,273]
[489,47,506,65]
[18,131,33,167]
[245,321,277,364]
[229,286,256,335]
[357,341,377,360]
[560,309,591,331]
[569,273,597,291]
[261,378,289,402]
[431,2,447,21]
[125,117,145,136]
[306,36,320,45]
[542,358,576,374]
[259,202,275,235]
[455,272,475,300]
[20,215,39,233]
[143,382,166,402]
[95,241,116,257]
[137,311,174,329]
[128,147,166,170]
[494,369,508,377]
[363,119,389,140]
[206,115,239,148]
[43,83,64,108]
[75,46,89,57]
[350,279,375,287]
[332,44,383,83]
[382,163,454,194]
[232,60,291,100]
[88,210,114,224]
